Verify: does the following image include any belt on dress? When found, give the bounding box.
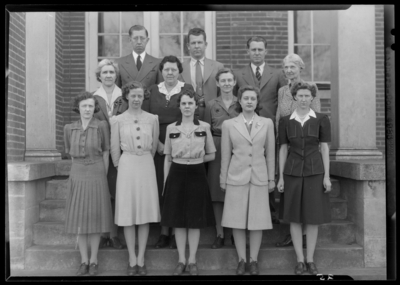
[172,157,203,165]
[123,150,150,156]
[73,157,103,165]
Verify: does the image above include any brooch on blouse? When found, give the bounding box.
[255,122,261,128]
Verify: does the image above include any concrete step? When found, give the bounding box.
[25,243,364,271]
[39,197,348,223]
[33,220,356,246]
[329,178,340,198]
[10,267,387,280]
[45,179,68,200]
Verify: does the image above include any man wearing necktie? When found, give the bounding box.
[233,36,287,225]
[115,25,162,88]
[180,28,224,121]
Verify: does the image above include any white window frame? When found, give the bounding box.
[86,11,215,91]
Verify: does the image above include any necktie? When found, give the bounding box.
[256,66,261,82]
[195,60,203,96]
[136,55,142,71]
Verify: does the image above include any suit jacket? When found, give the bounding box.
[179,58,224,103]
[115,53,163,88]
[220,114,275,188]
[234,64,287,124]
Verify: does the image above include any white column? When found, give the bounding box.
[25,12,61,161]
[329,5,382,160]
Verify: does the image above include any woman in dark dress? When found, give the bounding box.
[277,82,332,275]
[142,55,195,249]
[161,90,216,275]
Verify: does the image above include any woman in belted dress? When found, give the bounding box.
[110,81,160,276]
[161,89,216,275]
[277,81,332,275]
[64,92,113,276]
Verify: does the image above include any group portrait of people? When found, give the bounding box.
[63,24,333,277]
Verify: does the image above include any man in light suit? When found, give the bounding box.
[115,25,162,88]
[234,36,287,225]
[180,28,224,120]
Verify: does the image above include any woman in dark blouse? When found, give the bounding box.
[142,55,195,249]
[277,82,332,275]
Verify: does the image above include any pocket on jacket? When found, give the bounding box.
[283,157,294,175]
[311,155,324,174]
[287,123,297,139]
[308,123,319,138]
[169,133,180,139]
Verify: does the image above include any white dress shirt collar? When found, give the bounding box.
[157,80,185,101]
[132,50,146,63]
[93,85,122,117]
[251,62,265,75]
[290,108,316,126]
[190,57,205,66]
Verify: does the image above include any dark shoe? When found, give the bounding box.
[249,260,259,275]
[231,235,235,246]
[127,264,137,276]
[275,234,292,247]
[173,262,186,276]
[88,263,98,276]
[137,264,147,276]
[306,262,318,275]
[236,259,246,275]
[155,234,170,249]
[272,217,280,224]
[294,262,306,275]
[99,236,109,248]
[187,263,198,275]
[211,235,225,249]
[76,262,89,276]
[109,236,125,249]
[169,235,177,249]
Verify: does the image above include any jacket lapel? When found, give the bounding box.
[242,64,256,87]
[203,58,213,83]
[136,54,155,82]
[122,54,138,80]
[180,59,192,84]
[94,95,109,122]
[250,114,264,140]
[233,116,252,143]
[259,64,273,90]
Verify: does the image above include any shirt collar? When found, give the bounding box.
[290,108,317,120]
[132,50,146,61]
[251,62,265,73]
[191,57,205,66]
[93,85,122,106]
[242,113,255,125]
[175,117,200,126]
[157,80,185,100]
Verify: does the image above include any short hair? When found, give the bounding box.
[95,59,119,83]
[128,25,149,37]
[159,55,183,74]
[121,81,150,101]
[282,53,305,70]
[246,36,267,49]
[72,91,101,114]
[290,81,317,100]
[215,67,236,82]
[177,89,200,107]
[235,85,263,113]
[187,27,207,42]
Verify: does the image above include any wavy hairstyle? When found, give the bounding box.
[235,85,263,114]
[290,81,317,100]
[176,88,200,107]
[121,81,150,101]
[72,91,101,114]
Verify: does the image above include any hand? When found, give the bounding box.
[268,181,276,193]
[220,187,226,193]
[277,178,284,193]
[323,177,332,193]
[157,142,165,156]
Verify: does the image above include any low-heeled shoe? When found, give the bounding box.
[249,261,259,275]
[109,236,125,249]
[127,264,137,276]
[137,264,147,276]
[155,235,170,249]
[307,262,318,275]
[169,235,177,249]
[173,262,186,276]
[187,263,198,275]
[99,236,109,248]
[275,234,307,248]
[236,259,246,275]
[294,262,306,275]
[88,263,98,276]
[76,263,89,276]
[211,235,225,249]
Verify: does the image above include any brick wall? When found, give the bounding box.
[375,5,385,155]
[7,12,26,162]
[216,11,288,70]
[55,13,65,155]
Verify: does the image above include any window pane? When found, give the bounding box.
[313,11,331,44]
[313,45,331,82]
[98,12,119,33]
[294,45,311,81]
[183,11,205,33]
[294,11,311,44]
[159,35,181,57]
[159,12,180,33]
[98,35,120,57]
[121,35,131,56]
[183,35,189,56]
[121,12,144,34]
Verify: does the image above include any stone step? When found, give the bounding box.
[33,220,356,246]
[11,267,387,280]
[25,243,364,271]
[39,198,348,223]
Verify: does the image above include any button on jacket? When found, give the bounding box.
[279,111,331,177]
[220,114,275,188]
[164,118,216,160]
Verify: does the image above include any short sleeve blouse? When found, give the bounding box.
[164,119,216,159]
[63,117,110,159]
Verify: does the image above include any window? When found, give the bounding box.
[288,10,333,89]
[86,11,215,91]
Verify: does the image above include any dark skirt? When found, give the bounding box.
[282,174,331,225]
[107,153,117,199]
[154,152,165,210]
[207,136,225,202]
[161,162,216,229]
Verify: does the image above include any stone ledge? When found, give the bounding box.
[330,159,385,181]
[8,160,73,182]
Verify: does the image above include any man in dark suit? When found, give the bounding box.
[179,28,224,120]
[234,36,287,225]
[115,25,162,88]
